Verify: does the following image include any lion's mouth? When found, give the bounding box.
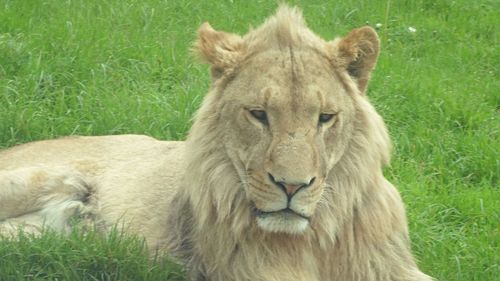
[254,207,311,221]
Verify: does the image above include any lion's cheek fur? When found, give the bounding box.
[323,100,357,172]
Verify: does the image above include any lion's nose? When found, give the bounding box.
[268,173,316,199]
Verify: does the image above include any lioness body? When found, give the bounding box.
[0,6,432,281]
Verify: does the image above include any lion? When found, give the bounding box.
[0,5,433,281]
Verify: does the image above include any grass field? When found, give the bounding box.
[0,0,498,280]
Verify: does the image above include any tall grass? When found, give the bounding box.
[0,0,498,280]
[0,229,184,281]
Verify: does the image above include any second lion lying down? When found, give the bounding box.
[0,6,433,281]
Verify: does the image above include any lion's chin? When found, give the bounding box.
[256,210,310,235]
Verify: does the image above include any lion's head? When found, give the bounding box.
[167,6,433,281]
[185,6,383,236]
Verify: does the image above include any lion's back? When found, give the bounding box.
[0,134,176,168]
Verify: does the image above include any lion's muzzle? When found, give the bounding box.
[267,172,316,200]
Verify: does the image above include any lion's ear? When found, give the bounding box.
[329,26,380,94]
[194,22,246,80]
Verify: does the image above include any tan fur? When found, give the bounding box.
[0,6,432,281]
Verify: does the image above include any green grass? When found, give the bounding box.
[0,228,184,281]
[0,0,498,280]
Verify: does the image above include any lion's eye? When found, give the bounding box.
[250,110,268,125]
[318,113,335,124]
